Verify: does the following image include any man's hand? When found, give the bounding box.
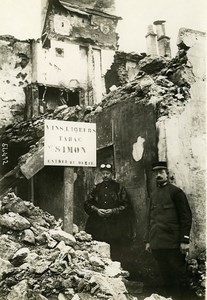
[97,209,113,217]
[180,242,189,255]
[97,209,107,217]
[104,209,113,216]
[145,243,151,253]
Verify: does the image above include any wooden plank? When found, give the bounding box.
[0,166,21,196]
[20,147,44,180]
[63,167,76,234]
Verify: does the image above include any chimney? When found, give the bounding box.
[153,20,171,58]
[145,25,158,57]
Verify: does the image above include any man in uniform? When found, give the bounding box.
[84,163,132,261]
[145,161,192,300]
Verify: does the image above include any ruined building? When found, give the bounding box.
[0,1,206,296]
[0,0,120,130]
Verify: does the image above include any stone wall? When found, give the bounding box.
[157,28,206,253]
[0,37,32,130]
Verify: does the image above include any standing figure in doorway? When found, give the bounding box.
[145,161,192,300]
[84,163,132,261]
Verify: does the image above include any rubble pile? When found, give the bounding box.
[188,253,206,298]
[0,105,91,148]
[0,192,136,300]
[1,49,193,151]
[102,49,192,117]
[105,51,146,91]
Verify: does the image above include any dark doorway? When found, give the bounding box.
[38,86,80,112]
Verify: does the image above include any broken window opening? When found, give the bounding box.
[38,86,80,112]
[41,33,51,49]
[55,47,64,57]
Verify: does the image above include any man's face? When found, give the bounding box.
[101,170,112,181]
[154,169,168,184]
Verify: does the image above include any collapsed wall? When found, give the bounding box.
[0,28,206,290]
[156,28,206,254]
[0,36,32,131]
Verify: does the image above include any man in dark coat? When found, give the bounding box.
[145,161,192,300]
[84,163,131,261]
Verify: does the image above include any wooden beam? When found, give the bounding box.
[63,167,77,234]
[20,147,44,180]
[0,166,21,196]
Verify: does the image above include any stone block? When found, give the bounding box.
[35,259,52,274]
[91,241,111,258]
[22,229,35,244]
[10,247,30,267]
[89,274,128,299]
[75,231,92,242]
[0,258,13,280]
[7,279,28,300]
[89,254,105,268]
[0,212,30,231]
[50,229,76,246]
[0,234,21,260]
[139,56,167,74]
[4,198,30,215]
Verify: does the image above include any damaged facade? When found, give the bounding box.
[0,0,119,130]
[0,36,32,130]
[0,1,206,299]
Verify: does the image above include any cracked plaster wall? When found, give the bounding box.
[33,39,115,104]
[0,38,32,130]
[157,29,206,254]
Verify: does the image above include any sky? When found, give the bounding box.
[115,0,207,55]
[0,0,206,57]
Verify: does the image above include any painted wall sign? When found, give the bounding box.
[44,119,96,167]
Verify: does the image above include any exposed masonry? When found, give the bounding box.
[0,36,32,130]
[0,48,193,166]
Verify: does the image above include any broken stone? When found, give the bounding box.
[24,252,39,265]
[0,212,30,231]
[0,258,13,280]
[92,274,128,299]
[72,293,98,300]
[109,85,118,92]
[138,56,167,74]
[94,106,103,113]
[0,192,134,299]
[50,229,76,246]
[0,234,21,260]
[3,197,30,215]
[144,294,172,300]
[139,75,154,90]
[22,229,35,244]
[47,236,58,248]
[35,259,52,274]
[104,261,123,277]
[7,279,28,300]
[33,294,48,300]
[10,247,30,267]
[75,231,92,242]
[91,241,111,258]
[35,232,48,245]
[89,255,105,268]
